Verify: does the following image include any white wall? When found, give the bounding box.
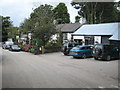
[73,36,102,45]
[118,23,120,40]
[67,33,72,40]
[67,34,85,41]
[73,36,85,45]
[51,33,102,45]
[51,34,58,40]
[94,36,101,44]
[73,36,84,40]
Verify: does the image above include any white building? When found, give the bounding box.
[56,23,83,43]
[72,22,120,46]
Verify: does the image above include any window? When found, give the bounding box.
[63,33,67,40]
[86,46,92,50]
[80,47,86,50]
[112,47,119,51]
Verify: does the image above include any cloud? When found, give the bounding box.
[0,0,34,26]
[0,0,77,26]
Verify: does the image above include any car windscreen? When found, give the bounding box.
[63,43,79,47]
[12,45,19,48]
[94,45,103,49]
[68,43,74,47]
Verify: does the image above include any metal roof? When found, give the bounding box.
[56,23,83,33]
[72,23,120,40]
[109,23,120,40]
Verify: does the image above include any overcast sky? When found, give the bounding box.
[0,0,79,27]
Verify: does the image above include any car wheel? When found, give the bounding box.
[9,48,12,51]
[64,53,68,55]
[95,48,102,55]
[94,57,98,60]
[2,46,5,49]
[73,56,77,58]
[106,55,111,61]
[82,54,86,59]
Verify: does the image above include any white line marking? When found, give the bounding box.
[111,85,119,88]
[98,86,105,88]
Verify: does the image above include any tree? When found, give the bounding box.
[8,27,19,39]
[21,4,57,46]
[114,1,120,22]
[2,16,13,41]
[53,3,70,24]
[20,18,33,34]
[33,4,56,46]
[96,2,119,23]
[71,2,120,24]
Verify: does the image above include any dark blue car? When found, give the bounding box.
[69,45,93,58]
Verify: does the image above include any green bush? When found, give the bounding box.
[45,42,52,47]
[45,41,62,48]
[19,45,25,51]
[30,48,34,53]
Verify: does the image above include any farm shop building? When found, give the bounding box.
[72,23,120,47]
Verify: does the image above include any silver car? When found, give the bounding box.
[9,45,21,51]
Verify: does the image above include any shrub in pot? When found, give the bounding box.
[19,45,25,51]
[24,44,31,52]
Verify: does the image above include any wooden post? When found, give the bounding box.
[41,46,45,54]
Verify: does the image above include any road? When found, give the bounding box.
[0,48,2,90]
[2,48,119,88]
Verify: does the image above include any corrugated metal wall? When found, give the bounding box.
[101,36,111,44]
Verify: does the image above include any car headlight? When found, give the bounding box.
[93,50,95,53]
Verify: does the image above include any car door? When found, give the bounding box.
[80,46,88,56]
[86,46,93,57]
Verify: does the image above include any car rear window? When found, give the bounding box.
[72,45,83,50]
[94,45,103,49]
[104,45,119,51]
[12,45,18,48]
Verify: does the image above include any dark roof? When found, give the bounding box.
[56,23,83,33]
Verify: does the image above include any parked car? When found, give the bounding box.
[69,45,94,58]
[9,45,21,51]
[93,44,120,60]
[0,42,4,47]
[2,41,14,49]
[61,42,79,55]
